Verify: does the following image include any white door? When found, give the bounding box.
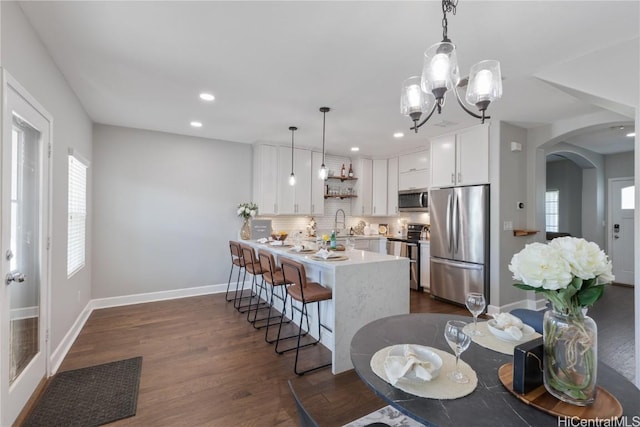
[609,178,634,286]
[0,72,51,426]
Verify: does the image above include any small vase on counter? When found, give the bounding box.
[240,218,251,240]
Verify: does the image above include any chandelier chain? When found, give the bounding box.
[441,0,458,42]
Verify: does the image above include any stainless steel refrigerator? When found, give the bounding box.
[429,185,489,305]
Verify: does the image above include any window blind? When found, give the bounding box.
[67,154,87,277]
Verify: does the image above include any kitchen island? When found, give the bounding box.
[242,240,409,374]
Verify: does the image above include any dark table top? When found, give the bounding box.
[350,313,640,427]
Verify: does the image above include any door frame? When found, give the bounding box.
[0,69,53,425]
[607,176,634,265]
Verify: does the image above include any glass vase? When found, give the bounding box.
[240,218,251,240]
[543,308,597,406]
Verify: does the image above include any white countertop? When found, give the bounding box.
[247,241,405,268]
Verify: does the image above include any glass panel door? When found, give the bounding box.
[9,115,41,385]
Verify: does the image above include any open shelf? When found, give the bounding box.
[513,229,539,237]
[326,176,357,182]
[324,194,357,199]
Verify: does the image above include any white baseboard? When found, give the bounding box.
[49,283,229,375]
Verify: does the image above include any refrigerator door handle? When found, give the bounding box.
[431,257,483,271]
[452,193,460,255]
[446,193,452,253]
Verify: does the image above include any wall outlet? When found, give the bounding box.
[503,221,513,231]
[516,201,525,210]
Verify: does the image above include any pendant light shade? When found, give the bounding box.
[318,107,330,180]
[401,76,433,126]
[289,126,297,186]
[465,59,503,111]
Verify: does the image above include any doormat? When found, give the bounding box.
[24,356,142,427]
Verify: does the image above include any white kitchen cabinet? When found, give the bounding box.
[430,124,489,188]
[420,242,430,291]
[252,144,279,215]
[398,149,429,191]
[311,151,325,216]
[351,158,372,216]
[371,159,387,216]
[399,150,429,173]
[387,157,399,215]
[354,237,385,253]
[277,147,312,214]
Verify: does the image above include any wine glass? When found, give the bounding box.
[444,320,472,383]
[465,292,486,336]
[345,238,355,252]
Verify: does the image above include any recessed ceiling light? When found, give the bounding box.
[199,93,215,101]
[393,132,404,138]
[351,147,360,152]
[190,121,203,128]
[627,132,636,137]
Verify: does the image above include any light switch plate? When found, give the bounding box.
[503,221,513,231]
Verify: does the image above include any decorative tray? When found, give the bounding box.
[498,363,622,420]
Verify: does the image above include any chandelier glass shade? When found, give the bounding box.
[401,0,502,132]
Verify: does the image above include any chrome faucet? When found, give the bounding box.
[334,208,346,232]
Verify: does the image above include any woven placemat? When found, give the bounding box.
[463,322,541,355]
[370,345,477,399]
[24,356,142,427]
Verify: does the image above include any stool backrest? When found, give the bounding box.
[229,241,244,266]
[239,243,258,266]
[280,258,308,291]
[258,249,277,283]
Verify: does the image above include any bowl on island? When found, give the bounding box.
[270,231,288,242]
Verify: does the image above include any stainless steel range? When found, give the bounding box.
[386,223,426,290]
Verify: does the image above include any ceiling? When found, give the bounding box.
[17,1,639,158]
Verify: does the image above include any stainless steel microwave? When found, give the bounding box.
[398,189,429,212]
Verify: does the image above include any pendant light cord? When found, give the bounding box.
[322,110,326,164]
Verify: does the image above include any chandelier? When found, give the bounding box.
[401,0,503,132]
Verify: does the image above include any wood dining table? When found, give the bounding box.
[350,313,640,426]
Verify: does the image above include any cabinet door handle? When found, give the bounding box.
[311,204,314,213]
[451,173,455,184]
[458,172,462,183]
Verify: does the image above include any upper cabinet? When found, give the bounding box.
[398,149,430,191]
[387,157,399,215]
[371,159,388,216]
[252,144,279,215]
[278,147,312,214]
[253,144,320,215]
[351,158,373,216]
[310,151,325,216]
[430,125,489,188]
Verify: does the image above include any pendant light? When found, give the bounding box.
[400,0,502,132]
[318,107,330,180]
[288,126,297,186]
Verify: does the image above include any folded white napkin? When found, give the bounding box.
[315,248,330,259]
[384,345,438,385]
[292,244,304,252]
[257,238,268,244]
[269,240,284,246]
[491,313,525,340]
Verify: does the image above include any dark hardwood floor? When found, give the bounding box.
[17,285,635,426]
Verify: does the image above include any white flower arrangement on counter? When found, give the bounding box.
[237,202,258,219]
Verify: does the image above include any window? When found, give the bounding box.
[67,151,88,277]
[621,185,635,210]
[545,190,559,232]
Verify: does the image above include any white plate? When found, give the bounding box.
[487,320,535,342]
[384,344,442,382]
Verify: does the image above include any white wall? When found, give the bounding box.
[92,124,251,298]
[1,2,93,350]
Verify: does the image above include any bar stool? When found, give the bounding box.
[256,249,292,340]
[225,241,245,302]
[237,243,268,315]
[276,258,332,375]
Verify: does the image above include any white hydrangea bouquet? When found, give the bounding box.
[237,202,258,220]
[509,236,614,405]
[509,236,614,314]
